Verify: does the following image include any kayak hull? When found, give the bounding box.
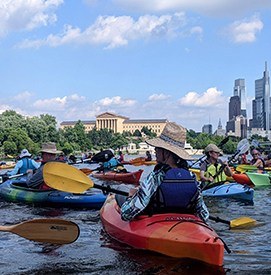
[0,177,107,209]
[100,195,224,266]
[0,161,16,169]
[232,173,254,187]
[202,182,254,201]
[245,172,271,188]
[92,169,143,184]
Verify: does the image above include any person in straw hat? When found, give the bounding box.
[7,149,40,176]
[26,142,64,189]
[119,122,209,222]
[199,143,233,187]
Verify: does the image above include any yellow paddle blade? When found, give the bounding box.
[130,157,144,166]
[230,217,257,228]
[43,162,94,193]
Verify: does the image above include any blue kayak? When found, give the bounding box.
[202,182,254,201]
[0,177,107,209]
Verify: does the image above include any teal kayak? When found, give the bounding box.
[0,177,107,209]
[202,182,254,201]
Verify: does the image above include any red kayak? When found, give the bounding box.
[232,173,254,187]
[92,169,143,184]
[100,195,224,266]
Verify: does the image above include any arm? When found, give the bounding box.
[199,163,214,182]
[223,161,233,177]
[121,170,166,221]
[26,166,44,188]
[7,160,23,176]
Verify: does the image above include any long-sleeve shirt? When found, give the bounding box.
[121,168,209,222]
[7,159,40,176]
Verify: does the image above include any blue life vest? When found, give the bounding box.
[144,168,199,215]
[19,158,37,174]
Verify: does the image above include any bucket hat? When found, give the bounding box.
[19,149,32,159]
[205,144,222,154]
[146,122,193,160]
[38,142,63,154]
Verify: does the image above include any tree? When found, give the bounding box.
[133,129,141,137]
[3,141,17,155]
[110,133,129,150]
[141,126,152,136]
[61,142,74,156]
[40,114,57,127]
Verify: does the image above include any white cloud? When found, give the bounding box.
[0,0,63,36]
[113,0,271,18]
[179,87,225,107]
[97,96,137,107]
[221,13,263,43]
[15,12,201,49]
[148,94,171,101]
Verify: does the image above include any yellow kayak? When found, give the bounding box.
[0,161,16,170]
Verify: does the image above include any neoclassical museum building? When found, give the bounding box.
[60,112,168,135]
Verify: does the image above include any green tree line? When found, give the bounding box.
[0,110,266,158]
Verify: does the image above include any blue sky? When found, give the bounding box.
[1,0,271,132]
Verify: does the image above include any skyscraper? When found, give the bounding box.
[234,79,247,117]
[229,96,241,120]
[250,61,270,130]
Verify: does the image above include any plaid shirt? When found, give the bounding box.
[120,168,209,222]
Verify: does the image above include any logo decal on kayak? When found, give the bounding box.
[50,225,67,231]
[165,216,196,221]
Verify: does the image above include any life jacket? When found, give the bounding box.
[143,168,199,215]
[204,159,226,183]
[19,158,37,174]
[251,157,264,169]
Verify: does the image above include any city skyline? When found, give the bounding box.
[1,1,271,132]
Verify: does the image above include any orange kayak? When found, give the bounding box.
[100,195,224,266]
[232,173,254,187]
[92,169,143,184]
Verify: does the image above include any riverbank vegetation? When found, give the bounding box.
[0,110,267,158]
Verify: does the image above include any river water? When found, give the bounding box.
[0,155,270,274]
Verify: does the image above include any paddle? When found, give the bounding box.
[43,162,257,228]
[0,218,80,244]
[201,139,250,191]
[251,139,265,153]
[0,173,26,184]
[209,216,256,229]
[235,165,258,173]
[189,137,229,168]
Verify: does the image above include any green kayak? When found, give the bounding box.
[246,172,271,188]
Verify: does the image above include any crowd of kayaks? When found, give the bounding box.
[1,158,270,266]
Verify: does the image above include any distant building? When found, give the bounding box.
[234,78,247,117]
[226,115,247,138]
[229,96,241,120]
[60,112,168,134]
[249,61,270,130]
[214,119,225,136]
[202,124,212,134]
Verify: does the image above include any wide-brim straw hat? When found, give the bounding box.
[146,122,193,160]
[38,142,63,154]
[19,149,32,158]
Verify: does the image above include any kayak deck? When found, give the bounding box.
[100,195,224,266]
[92,169,143,184]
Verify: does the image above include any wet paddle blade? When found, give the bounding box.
[44,162,94,193]
[130,157,144,166]
[230,217,257,228]
[0,219,80,244]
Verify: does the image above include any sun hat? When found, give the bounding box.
[145,122,193,160]
[19,149,32,159]
[205,144,222,154]
[38,142,63,154]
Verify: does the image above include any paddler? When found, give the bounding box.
[199,144,233,186]
[116,122,209,222]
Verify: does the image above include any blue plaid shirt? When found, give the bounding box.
[121,168,209,222]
